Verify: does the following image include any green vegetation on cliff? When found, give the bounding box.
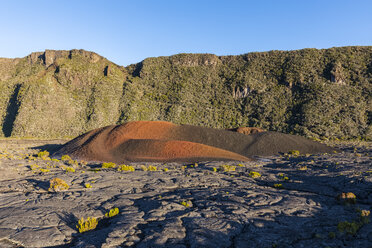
[0,47,371,140]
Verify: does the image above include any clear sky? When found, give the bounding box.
[1,0,371,66]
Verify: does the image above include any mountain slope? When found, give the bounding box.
[0,47,371,139]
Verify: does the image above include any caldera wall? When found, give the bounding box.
[0,47,371,140]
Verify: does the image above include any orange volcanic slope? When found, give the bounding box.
[54,121,250,163]
[54,121,337,163]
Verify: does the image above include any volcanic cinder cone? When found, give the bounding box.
[54,121,337,163]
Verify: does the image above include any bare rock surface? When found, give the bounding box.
[0,139,371,248]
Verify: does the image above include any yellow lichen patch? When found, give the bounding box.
[117,164,135,172]
[67,159,79,166]
[287,150,300,157]
[61,155,72,161]
[163,168,169,172]
[39,168,50,173]
[80,160,88,166]
[180,200,192,207]
[274,183,283,189]
[64,166,76,173]
[220,164,236,172]
[360,210,370,217]
[278,173,289,181]
[102,162,116,168]
[48,178,69,192]
[30,164,39,170]
[190,163,198,168]
[249,171,261,178]
[212,167,217,172]
[84,183,92,188]
[28,156,36,161]
[105,208,119,218]
[141,165,157,171]
[76,217,98,233]
[37,150,50,160]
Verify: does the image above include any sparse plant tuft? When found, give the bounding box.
[274,183,283,189]
[337,209,370,236]
[338,221,361,235]
[37,150,50,159]
[328,232,336,239]
[49,178,69,192]
[249,171,261,178]
[141,165,157,171]
[64,166,76,173]
[105,208,119,218]
[288,150,300,155]
[117,164,135,171]
[337,192,357,204]
[76,217,98,233]
[180,200,192,207]
[102,162,116,168]
[220,164,236,172]
[61,155,72,161]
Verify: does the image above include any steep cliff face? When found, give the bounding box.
[0,49,127,138]
[0,47,371,139]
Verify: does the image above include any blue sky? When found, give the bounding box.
[1,0,371,66]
